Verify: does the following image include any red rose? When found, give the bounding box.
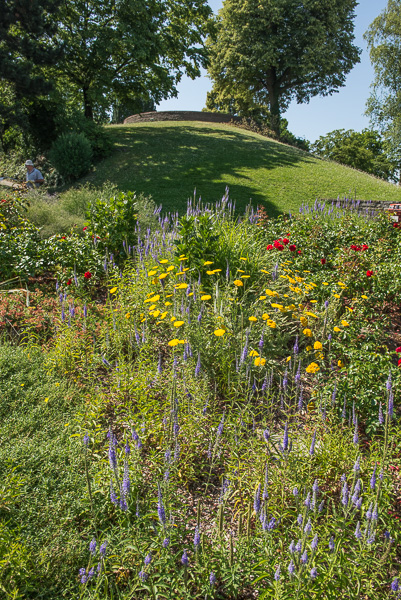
[83,226,88,231]
[393,222,399,228]
[276,244,284,251]
[266,244,274,250]
[321,258,326,264]
[366,270,373,277]
[396,347,401,353]
[362,244,369,250]
[67,279,72,285]
[289,244,296,251]
[398,358,401,367]
[84,271,92,279]
[282,238,290,245]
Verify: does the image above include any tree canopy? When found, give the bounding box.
[52,0,213,120]
[364,0,401,169]
[311,129,397,182]
[206,0,361,135]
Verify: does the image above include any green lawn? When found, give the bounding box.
[73,121,401,216]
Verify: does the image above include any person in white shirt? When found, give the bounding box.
[25,160,44,188]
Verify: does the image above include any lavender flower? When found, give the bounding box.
[274,565,281,581]
[263,467,269,500]
[99,541,107,557]
[217,415,224,437]
[254,483,261,514]
[386,370,392,392]
[157,484,166,526]
[258,333,264,349]
[391,579,399,592]
[312,480,319,494]
[139,571,148,582]
[195,353,201,377]
[282,422,289,452]
[379,403,384,424]
[304,493,311,509]
[310,567,318,579]
[83,433,89,447]
[329,536,335,552]
[263,428,270,443]
[389,390,394,418]
[341,480,348,506]
[144,553,152,566]
[353,418,359,445]
[311,534,318,551]
[372,504,378,521]
[210,572,216,586]
[293,487,299,497]
[181,549,189,567]
[355,522,362,539]
[309,430,316,456]
[370,465,377,490]
[89,538,97,555]
[318,500,325,513]
[122,460,130,497]
[288,560,295,576]
[79,567,87,584]
[110,480,118,505]
[293,336,299,355]
[300,550,308,564]
[289,540,295,553]
[194,526,201,549]
[162,537,170,548]
[295,540,302,553]
[304,519,312,534]
[297,514,303,526]
[366,503,373,520]
[353,456,360,472]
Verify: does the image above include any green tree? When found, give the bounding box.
[206,0,361,136]
[364,0,401,172]
[52,0,213,121]
[0,0,61,151]
[311,129,397,182]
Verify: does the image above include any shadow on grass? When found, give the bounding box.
[82,124,314,217]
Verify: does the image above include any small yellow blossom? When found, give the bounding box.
[306,345,312,351]
[201,295,212,300]
[315,352,324,360]
[109,287,117,294]
[333,326,341,332]
[148,304,156,311]
[176,283,188,289]
[267,320,276,328]
[167,265,175,272]
[322,282,329,286]
[286,356,291,362]
[234,280,243,286]
[361,295,368,299]
[159,273,168,279]
[306,362,320,374]
[249,316,257,322]
[249,350,259,357]
[303,328,312,337]
[214,329,226,336]
[168,339,180,346]
[125,312,130,319]
[338,360,345,368]
[300,316,308,327]
[313,341,323,350]
[151,310,161,318]
[341,320,349,327]
[241,275,250,278]
[165,301,172,306]
[262,313,270,320]
[170,316,176,322]
[204,261,213,265]
[305,311,318,318]
[259,296,267,300]
[174,320,184,327]
[144,295,160,303]
[160,259,169,264]
[206,270,215,275]
[148,270,157,276]
[254,357,266,366]
[240,257,247,260]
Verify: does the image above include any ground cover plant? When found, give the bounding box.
[0,190,401,599]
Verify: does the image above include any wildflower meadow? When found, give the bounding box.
[0,189,400,599]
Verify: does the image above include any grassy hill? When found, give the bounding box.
[72,121,401,216]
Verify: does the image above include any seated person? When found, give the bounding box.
[25,160,44,188]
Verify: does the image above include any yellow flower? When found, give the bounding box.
[234,280,243,286]
[313,341,323,350]
[306,362,320,374]
[159,273,168,279]
[179,256,188,260]
[171,316,176,322]
[249,350,259,357]
[303,328,312,337]
[305,311,318,318]
[168,339,180,346]
[204,261,213,265]
[300,316,308,327]
[271,303,283,310]
[144,295,160,303]
[166,294,173,297]
[160,259,169,264]
[151,310,161,318]
[341,320,349,327]
[148,270,157,276]
[214,329,225,336]
[361,295,368,299]
[265,289,279,297]
[125,312,130,319]
[259,296,267,300]
[159,312,167,320]
[213,269,222,273]
[249,316,257,322]
[286,356,291,362]
[174,320,184,327]
[260,269,269,274]
[240,257,247,260]
[310,300,317,303]
[333,293,341,299]
[254,357,266,366]
[206,270,215,275]
[315,351,324,360]
[333,326,341,333]
[109,287,117,294]
[201,295,212,300]
[338,360,345,368]
[176,283,188,289]
[322,282,329,286]
[262,313,270,320]
[44,397,49,403]
[167,265,175,272]
[241,275,250,278]
[237,269,245,273]
[267,320,276,328]
[165,301,172,306]
[148,304,156,311]
[306,345,312,351]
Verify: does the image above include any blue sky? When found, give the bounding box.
[157,0,388,143]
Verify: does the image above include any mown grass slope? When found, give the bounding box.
[73,121,401,216]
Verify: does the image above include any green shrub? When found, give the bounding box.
[49,133,92,180]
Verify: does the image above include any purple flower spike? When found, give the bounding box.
[304,519,312,534]
[254,483,261,514]
[144,553,152,566]
[300,550,308,564]
[83,433,90,447]
[370,464,377,490]
[310,567,318,579]
[210,572,216,586]
[354,456,360,472]
[311,534,318,551]
[379,403,384,424]
[355,522,362,539]
[283,422,289,451]
[297,514,303,526]
[89,538,97,555]
[288,560,295,576]
[181,549,189,567]
[79,567,87,584]
[309,431,316,456]
[139,570,148,582]
[353,418,359,445]
[389,391,394,418]
[157,484,166,526]
[162,537,170,548]
[329,536,334,552]
[194,526,201,549]
[99,541,107,557]
[293,487,299,496]
[263,428,270,443]
[289,540,295,553]
[386,370,392,392]
[274,565,281,581]
[391,579,399,592]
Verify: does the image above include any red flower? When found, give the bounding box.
[398,358,401,367]
[66,279,72,285]
[366,270,373,277]
[84,271,92,279]
[289,244,296,251]
[321,258,326,264]
[273,240,284,250]
[266,244,274,250]
[362,244,369,250]
[297,250,302,254]
[393,222,399,228]
[396,347,401,353]
[282,238,290,245]
[83,226,88,231]
[61,236,66,240]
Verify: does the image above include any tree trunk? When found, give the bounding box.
[269,94,281,138]
[83,86,93,120]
